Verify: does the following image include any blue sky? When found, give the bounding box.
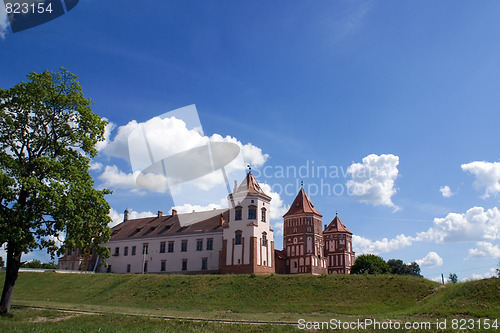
[2,0,500,280]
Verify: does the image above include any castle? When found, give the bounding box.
[58,172,355,274]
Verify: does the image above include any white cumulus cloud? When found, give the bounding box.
[352,234,413,254]
[467,241,500,259]
[439,185,454,198]
[99,116,268,193]
[95,120,116,152]
[416,252,443,267]
[419,206,500,243]
[0,4,9,40]
[470,268,497,280]
[346,154,399,210]
[90,162,103,171]
[172,202,225,214]
[461,161,500,199]
[354,206,500,255]
[109,208,155,228]
[99,165,168,193]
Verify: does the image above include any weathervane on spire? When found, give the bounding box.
[247,164,251,174]
[300,180,303,188]
[336,210,338,216]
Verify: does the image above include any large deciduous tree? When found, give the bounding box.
[387,259,422,277]
[351,254,390,275]
[0,69,112,314]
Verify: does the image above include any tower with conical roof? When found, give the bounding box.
[220,171,274,274]
[323,215,355,274]
[283,188,327,274]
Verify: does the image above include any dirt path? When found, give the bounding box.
[13,304,298,326]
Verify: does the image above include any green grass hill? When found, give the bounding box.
[1,272,499,332]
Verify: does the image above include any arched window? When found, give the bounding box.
[248,205,257,220]
[235,206,242,221]
[235,230,242,245]
[261,208,266,222]
[262,232,267,246]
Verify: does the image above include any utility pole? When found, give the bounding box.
[142,244,146,274]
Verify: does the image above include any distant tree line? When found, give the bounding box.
[351,254,422,277]
[21,260,57,270]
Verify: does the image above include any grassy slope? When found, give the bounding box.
[2,273,499,332]
[9,273,440,316]
[6,272,499,317]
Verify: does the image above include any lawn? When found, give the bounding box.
[0,272,498,332]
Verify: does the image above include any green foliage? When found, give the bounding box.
[21,260,57,269]
[449,273,458,284]
[0,257,3,267]
[0,68,112,313]
[0,68,112,258]
[387,259,422,277]
[351,254,390,275]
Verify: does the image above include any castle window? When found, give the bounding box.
[143,261,148,273]
[126,264,131,273]
[168,241,174,253]
[248,205,257,220]
[114,247,119,256]
[235,206,242,220]
[206,238,213,250]
[124,247,128,256]
[107,265,112,273]
[235,230,242,245]
[261,208,266,222]
[196,239,203,251]
[131,246,136,256]
[160,242,166,253]
[182,259,188,271]
[161,260,166,272]
[181,240,188,252]
[262,232,268,246]
[202,258,208,270]
[142,243,148,255]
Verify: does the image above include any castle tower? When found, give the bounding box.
[283,188,327,274]
[323,215,355,274]
[220,172,274,274]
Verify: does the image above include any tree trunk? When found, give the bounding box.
[0,247,22,315]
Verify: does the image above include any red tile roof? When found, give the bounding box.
[283,188,322,217]
[324,215,352,234]
[233,172,271,199]
[110,209,229,240]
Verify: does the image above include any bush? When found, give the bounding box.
[22,260,57,269]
